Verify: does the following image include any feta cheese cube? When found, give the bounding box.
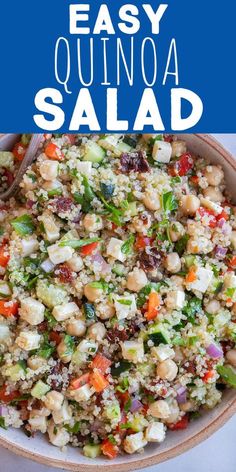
[19,297,45,326]
[200,197,222,216]
[113,294,137,320]
[71,384,93,402]
[39,160,58,181]
[67,255,83,272]
[145,422,166,443]
[40,258,55,273]
[29,415,47,433]
[148,400,170,419]
[48,421,70,447]
[20,237,39,257]
[52,400,72,424]
[189,267,213,293]
[48,243,74,265]
[52,302,80,322]
[121,340,144,363]
[166,290,185,310]
[151,345,175,362]
[0,324,10,341]
[16,331,41,351]
[123,432,147,454]
[152,141,172,163]
[107,238,126,262]
[76,161,92,177]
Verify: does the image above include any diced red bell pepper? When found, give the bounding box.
[69,373,90,390]
[197,207,217,228]
[65,134,77,145]
[0,300,18,317]
[0,385,20,403]
[101,439,118,459]
[190,175,199,185]
[44,143,64,161]
[80,241,99,256]
[135,235,152,250]
[90,354,112,374]
[0,244,10,267]
[12,142,27,161]
[49,331,61,345]
[168,153,194,177]
[229,256,236,269]
[202,370,215,383]
[168,415,189,430]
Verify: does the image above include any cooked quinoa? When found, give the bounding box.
[0,133,236,459]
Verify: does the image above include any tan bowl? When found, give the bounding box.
[0,134,235,471]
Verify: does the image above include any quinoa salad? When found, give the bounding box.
[0,133,236,460]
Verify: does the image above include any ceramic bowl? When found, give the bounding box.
[0,134,235,471]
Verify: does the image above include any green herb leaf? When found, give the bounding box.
[161,191,178,213]
[121,235,135,255]
[124,397,132,412]
[65,421,81,434]
[175,234,189,256]
[183,296,202,323]
[111,361,131,377]
[217,365,236,388]
[117,299,132,306]
[63,335,75,357]
[0,417,7,430]
[11,214,35,236]
[59,238,101,249]
[225,287,236,298]
[98,193,124,226]
[83,303,96,320]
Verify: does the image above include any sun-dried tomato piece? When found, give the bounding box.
[120,151,150,173]
[55,264,75,283]
[139,248,163,272]
[51,197,73,213]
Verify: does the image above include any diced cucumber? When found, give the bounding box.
[116,142,132,153]
[0,281,12,298]
[126,202,137,216]
[111,360,131,376]
[105,402,121,422]
[0,151,14,168]
[31,380,50,399]
[83,444,101,459]
[5,363,26,381]
[147,324,170,345]
[184,255,197,269]
[130,414,148,432]
[36,279,68,308]
[112,263,125,276]
[83,142,105,163]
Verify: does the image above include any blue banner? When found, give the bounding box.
[0,0,235,132]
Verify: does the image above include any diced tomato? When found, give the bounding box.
[89,369,109,393]
[202,370,215,383]
[145,292,160,321]
[90,354,112,374]
[80,242,99,256]
[69,373,90,390]
[0,244,10,267]
[217,209,229,221]
[65,134,77,145]
[49,331,61,345]
[12,142,27,161]
[101,439,118,459]
[44,143,64,161]
[0,385,20,403]
[0,300,18,318]
[135,235,152,250]
[168,415,189,430]
[197,207,217,228]
[228,256,236,269]
[168,153,194,177]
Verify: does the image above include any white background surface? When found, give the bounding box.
[1,134,235,472]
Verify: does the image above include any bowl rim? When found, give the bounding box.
[0,133,235,471]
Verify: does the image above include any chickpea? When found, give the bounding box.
[44,391,64,411]
[27,355,47,371]
[204,166,224,186]
[181,195,200,215]
[174,347,184,363]
[42,180,62,193]
[203,186,224,203]
[156,359,178,381]
[165,400,180,424]
[57,339,73,363]
[97,302,115,320]
[126,267,148,292]
[66,318,86,337]
[48,420,70,447]
[164,252,181,274]
[171,140,187,158]
[142,191,161,211]
[225,349,236,368]
[231,231,236,250]
[87,322,106,341]
[169,222,185,242]
[83,214,103,232]
[39,160,58,181]
[84,283,103,302]
[180,401,195,412]
[67,255,83,272]
[132,215,151,234]
[205,300,220,315]
[148,400,170,419]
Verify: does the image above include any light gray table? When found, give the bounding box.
[1,134,235,472]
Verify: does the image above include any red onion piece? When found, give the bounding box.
[90,253,111,274]
[176,386,187,404]
[206,343,223,359]
[215,246,227,259]
[130,398,143,413]
[217,218,226,229]
[0,405,8,416]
